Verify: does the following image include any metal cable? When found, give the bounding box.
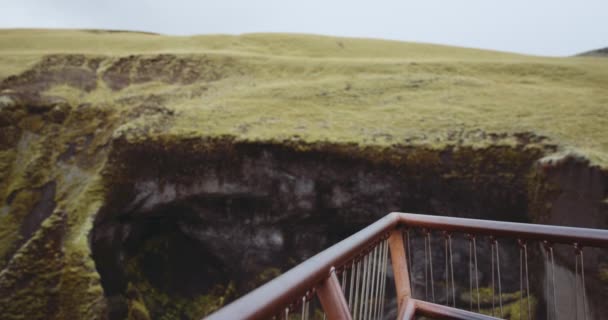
[524,243,530,320]
[378,239,386,320]
[473,237,480,312]
[550,247,557,320]
[444,235,449,306]
[373,241,383,320]
[428,232,436,303]
[379,241,386,319]
[372,242,379,320]
[349,261,355,311]
[366,248,374,320]
[579,247,587,320]
[519,241,523,320]
[496,240,503,316]
[469,236,473,311]
[491,239,495,316]
[368,244,378,320]
[406,230,414,298]
[357,258,362,318]
[380,238,389,320]
[543,242,557,320]
[353,258,361,320]
[575,248,579,320]
[360,252,369,320]
[341,268,347,295]
[367,245,378,319]
[425,231,429,301]
[376,242,383,319]
[362,253,370,320]
[383,238,389,316]
[449,234,456,308]
[361,251,368,320]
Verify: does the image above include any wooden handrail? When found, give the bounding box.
[205,212,608,320]
[398,213,608,248]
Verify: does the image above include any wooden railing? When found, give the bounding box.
[205,212,608,320]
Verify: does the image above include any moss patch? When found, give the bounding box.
[123,242,235,319]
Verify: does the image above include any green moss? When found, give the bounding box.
[494,295,537,320]
[0,211,66,320]
[121,235,236,319]
[461,287,521,305]
[0,150,16,183]
[0,213,20,265]
[128,300,151,320]
[0,88,117,319]
[0,188,40,265]
[460,287,537,319]
[256,267,282,284]
[125,274,233,319]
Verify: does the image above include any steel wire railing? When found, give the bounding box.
[205,212,608,320]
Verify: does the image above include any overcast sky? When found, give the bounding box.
[1,0,606,56]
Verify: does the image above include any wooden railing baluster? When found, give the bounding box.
[317,268,351,320]
[389,227,412,312]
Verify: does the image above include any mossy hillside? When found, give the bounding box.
[0,92,120,319]
[1,29,607,165]
[0,29,606,319]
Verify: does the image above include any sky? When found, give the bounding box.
[0,0,606,56]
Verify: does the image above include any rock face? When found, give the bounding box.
[0,30,607,320]
[89,138,603,319]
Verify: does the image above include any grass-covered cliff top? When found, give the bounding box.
[1,28,607,165]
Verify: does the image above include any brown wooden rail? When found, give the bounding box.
[205,212,608,320]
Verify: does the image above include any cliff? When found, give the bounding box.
[0,29,607,319]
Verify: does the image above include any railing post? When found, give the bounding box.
[398,299,416,320]
[317,268,352,320]
[389,227,412,311]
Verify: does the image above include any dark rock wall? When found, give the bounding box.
[533,154,608,320]
[91,138,554,318]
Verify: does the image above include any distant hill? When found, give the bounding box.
[578,47,608,57]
